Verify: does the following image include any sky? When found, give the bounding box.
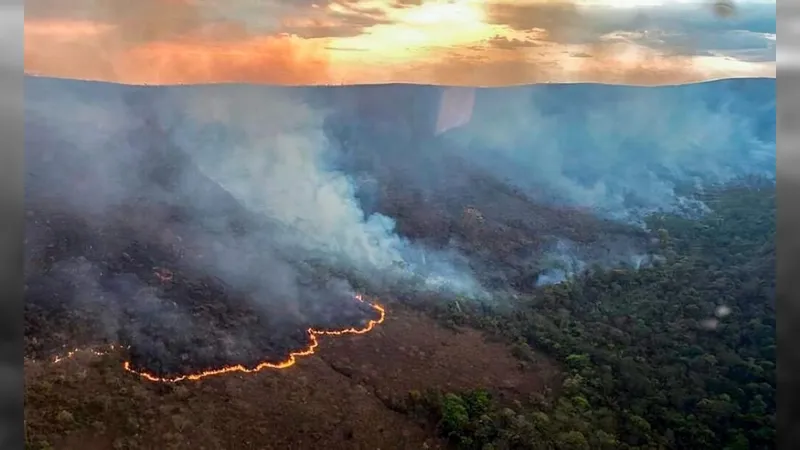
[24,0,776,86]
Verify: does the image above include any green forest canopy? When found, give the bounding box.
[403,177,775,450]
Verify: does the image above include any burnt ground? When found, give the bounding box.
[24,76,775,449]
[24,109,387,380]
[23,131,565,448]
[24,197,381,380]
[23,194,560,449]
[23,89,625,449]
[24,303,559,450]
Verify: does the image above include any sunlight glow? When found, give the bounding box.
[399,0,485,25]
[329,0,501,60]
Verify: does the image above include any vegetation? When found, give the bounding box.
[25,177,775,449]
[402,179,776,450]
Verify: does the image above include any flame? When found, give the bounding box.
[51,344,121,364]
[46,295,385,383]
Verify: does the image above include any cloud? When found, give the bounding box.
[476,0,776,84]
[485,1,583,41]
[397,47,713,86]
[392,0,423,7]
[120,36,331,85]
[23,0,776,85]
[612,28,776,61]
[24,20,122,80]
[25,0,212,44]
[484,1,775,46]
[589,3,776,60]
[24,0,391,42]
[24,21,330,84]
[280,2,393,39]
[23,0,392,83]
[486,35,545,50]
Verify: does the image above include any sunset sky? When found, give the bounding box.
[24,0,776,86]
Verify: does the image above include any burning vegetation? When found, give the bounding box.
[24,197,387,381]
[23,76,775,450]
[46,295,385,383]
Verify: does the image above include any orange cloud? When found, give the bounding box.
[119,36,330,85]
[23,0,776,86]
[25,0,214,43]
[385,39,774,87]
[24,20,122,80]
[24,17,331,84]
[24,20,116,39]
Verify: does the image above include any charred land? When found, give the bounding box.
[26,113,382,379]
[24,76,775,450]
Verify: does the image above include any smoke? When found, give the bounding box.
[25,75,776,349]
[311,79,773,292]
[26,77,444,369]
[439,79,776,224]
[157,84,485,298]
[25,76,485,325]
[533,238,658,287]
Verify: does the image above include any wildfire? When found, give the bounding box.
[51,344,121,364]
[48,295,386,383]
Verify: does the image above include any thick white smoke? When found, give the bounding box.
[159,85,485,298]
[441,81,776,223]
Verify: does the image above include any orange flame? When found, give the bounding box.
[51,344,121,364]
[48,295,385,383]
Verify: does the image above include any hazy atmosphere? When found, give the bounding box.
[23,1,777,449]
[25,0,775,85]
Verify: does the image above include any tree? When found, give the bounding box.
[555,430,590,450]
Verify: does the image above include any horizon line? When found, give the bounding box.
[24,73,776,90]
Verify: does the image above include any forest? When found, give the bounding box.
[397,178,776,450]
[23,76,775,450]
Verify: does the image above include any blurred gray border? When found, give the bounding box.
[0,1,23,448]
[777,1,799,447]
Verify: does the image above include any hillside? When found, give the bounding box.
[404,178,775,450]
[23,76,775,449]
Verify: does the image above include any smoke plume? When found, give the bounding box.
[25,76,484,319]
[439,79,776,224]
[156,84,484,296]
